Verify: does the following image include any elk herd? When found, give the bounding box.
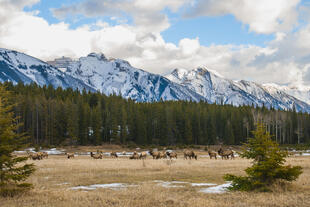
[27,151,48,160]
[26,147,236,161]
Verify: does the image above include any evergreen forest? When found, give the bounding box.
[3,82,310,147]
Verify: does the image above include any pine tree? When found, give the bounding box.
[0,86,35,196]
[224,123,302,192]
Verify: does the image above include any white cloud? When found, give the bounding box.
[52,0,190,33]
[186,0,301,34]
[1,0,310,88]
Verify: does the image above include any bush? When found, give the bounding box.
[224,123,302,192]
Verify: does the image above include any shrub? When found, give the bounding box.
[224,123,302,192]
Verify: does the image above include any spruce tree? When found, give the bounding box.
[0,86,35,196]
[224,123,302,192]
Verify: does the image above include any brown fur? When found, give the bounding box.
[110,152,118,158]
[149,150,167,159]
[166,151,177,159]
[42,152,48,159]
[90,152,102,159]
[129,152,140,160]
[31,153,42,160]
[149,150,160,159]
[218,148,234,160]
[66,153,75,159]
[183,150,197,160]
[208,150,217,159]
[139,151,147,159]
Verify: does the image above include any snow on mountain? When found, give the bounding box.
[166,67,310,112]
[1,48,310,112]
[0,48,94,91]
[64,52,205,102]
[263,83,310,105]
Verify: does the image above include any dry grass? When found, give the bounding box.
[1,150,310,207]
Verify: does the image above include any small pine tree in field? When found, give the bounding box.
[0,86,35,196]
[224,123,302,192]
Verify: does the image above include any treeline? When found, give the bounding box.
[3,82,310,146]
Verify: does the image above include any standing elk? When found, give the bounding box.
[139,151,148,159]
[218,148,234,160]
[184,150,197,160]
[66,153,75,159]
[110,152,118,158]
[166,151,177,159]
[129,151,140,159]
[208,150,217,159]
[90,152,102,159]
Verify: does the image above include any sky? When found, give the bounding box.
[1,0,310,87]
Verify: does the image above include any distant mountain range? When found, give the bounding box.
[1,48,310,112]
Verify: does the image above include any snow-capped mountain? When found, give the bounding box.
[63,52,205,102]
[262,83,310,105]
[165,67,310,112]
[1,48,310,112]
[0,48,94,91]
[0,48,204,102]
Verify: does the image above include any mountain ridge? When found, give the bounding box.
[1,48,310,112]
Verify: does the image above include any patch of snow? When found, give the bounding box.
[295,153,310,156]
[70,186,96,190]
[191,183,217,187]
[200,182,231,194]
[153,180,186,188]
[69,183,134,191]
[41,148,65,155]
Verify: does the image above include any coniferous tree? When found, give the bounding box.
[224,123,303,192]
[0,86,35,196]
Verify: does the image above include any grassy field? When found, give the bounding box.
[1,149,310,207]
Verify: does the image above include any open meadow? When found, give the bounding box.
[1,149,310,207]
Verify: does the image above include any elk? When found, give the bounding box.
[110,152,118,158]
[90,152,102,159]
[208,150,217,159]
[184,150,197,160]
[166,151,177,159]
[218,148,234,160]
[66,153,75,159]
[139,151,148,159]
[129,151,140,159]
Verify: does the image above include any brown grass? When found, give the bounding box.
[1,150,310,207]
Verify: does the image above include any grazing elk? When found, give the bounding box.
[208,150,217,159]
[183,150,197,160]
[27,151,34,159]
[42,152,48,159]
[90,152,102,159]
[31,153,42,160]
[218,148,234,160]
[66,153,75,159]
[166,151,177,159]
[139,151,148,159]
[129,151,140,159]
[110,152,118,158]
[149,150,160,159]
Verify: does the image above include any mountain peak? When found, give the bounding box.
[171,68,188,79]
[87,52,107,61]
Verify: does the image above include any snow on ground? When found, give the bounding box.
[41,148,65,155]
[153,180,186,188]
[199,182,232,194]
[69,180,233,193]
[69,183,133,191]
[191,183,217,187]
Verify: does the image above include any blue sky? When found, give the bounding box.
[1,0,310,87]
[25,0,274,47]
